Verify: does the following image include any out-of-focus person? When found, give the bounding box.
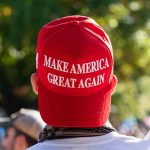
[0,108,45,150]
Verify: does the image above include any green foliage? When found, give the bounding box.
[0,0,150,123]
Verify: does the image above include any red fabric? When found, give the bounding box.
[36,15,114,127]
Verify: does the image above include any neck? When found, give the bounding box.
[39,120,116,142]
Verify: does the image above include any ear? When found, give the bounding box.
[110,75,117,95]
[31,73,39,95]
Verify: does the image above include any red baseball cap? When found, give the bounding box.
[36,15,116,127]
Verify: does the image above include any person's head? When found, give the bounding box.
[1,109,45,150]
[31,15,117,128]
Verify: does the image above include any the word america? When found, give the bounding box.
[43,55,109,74]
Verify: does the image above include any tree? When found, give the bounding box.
[0,0,150,124]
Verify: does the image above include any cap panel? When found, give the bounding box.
[38,23,112,96]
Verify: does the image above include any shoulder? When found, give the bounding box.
[26,142,50,150]
[26,145,39,150]
[26,132,150,150]
[112,132,141,141]
[111,132,150,149]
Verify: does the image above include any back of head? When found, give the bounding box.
[36,15,117,128]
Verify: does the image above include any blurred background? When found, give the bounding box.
[0,0,150,138]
